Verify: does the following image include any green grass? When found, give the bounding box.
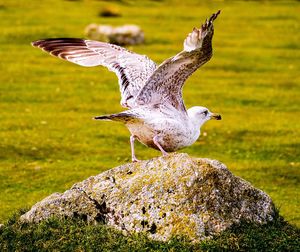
[0,0,299,245]
[1,210,299,251]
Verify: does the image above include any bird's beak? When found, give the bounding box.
[210,113,222,120]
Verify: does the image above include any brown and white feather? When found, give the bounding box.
[32,38,157,108]
[135,10,220,113]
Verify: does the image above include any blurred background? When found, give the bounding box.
[0,0,299,226]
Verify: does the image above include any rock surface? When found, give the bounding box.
[85,24,144,45]
[21,153,275,241]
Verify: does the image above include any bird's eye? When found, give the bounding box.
[203,110,208,116]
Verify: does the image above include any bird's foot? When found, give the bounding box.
[161,150,169,157]
[132,157,140,162]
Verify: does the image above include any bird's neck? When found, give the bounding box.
[188,114,206,129]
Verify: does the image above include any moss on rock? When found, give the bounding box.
[20,153,275,242]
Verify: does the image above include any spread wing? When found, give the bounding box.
[135,10,220,113]
[32,38,157,108]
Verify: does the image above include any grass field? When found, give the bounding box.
[1,212,299,251]
[0,0,299,233]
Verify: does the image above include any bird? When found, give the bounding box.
[31,10,222,162]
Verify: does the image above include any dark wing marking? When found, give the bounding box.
[32,38,157,108]
[135,10,220,113]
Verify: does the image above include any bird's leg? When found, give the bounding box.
[153,135,168,156]
[130,135,139,162]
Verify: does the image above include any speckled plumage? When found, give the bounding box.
[32,11,221,161]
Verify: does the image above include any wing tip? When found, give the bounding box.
[203,10,221,28]
[184,11,221,52]
[31,38,87,48]
[31,40,42,47]
[210,10,221,22]
[199,10,221,35]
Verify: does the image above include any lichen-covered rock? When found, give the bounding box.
[21,153,275,241]
[84,24,144,45]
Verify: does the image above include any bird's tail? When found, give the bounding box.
[93,112,140,123]
[93,115,113,121]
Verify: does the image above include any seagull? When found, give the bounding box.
[32,10,222,162]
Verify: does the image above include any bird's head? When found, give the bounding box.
[187,106,221,127]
